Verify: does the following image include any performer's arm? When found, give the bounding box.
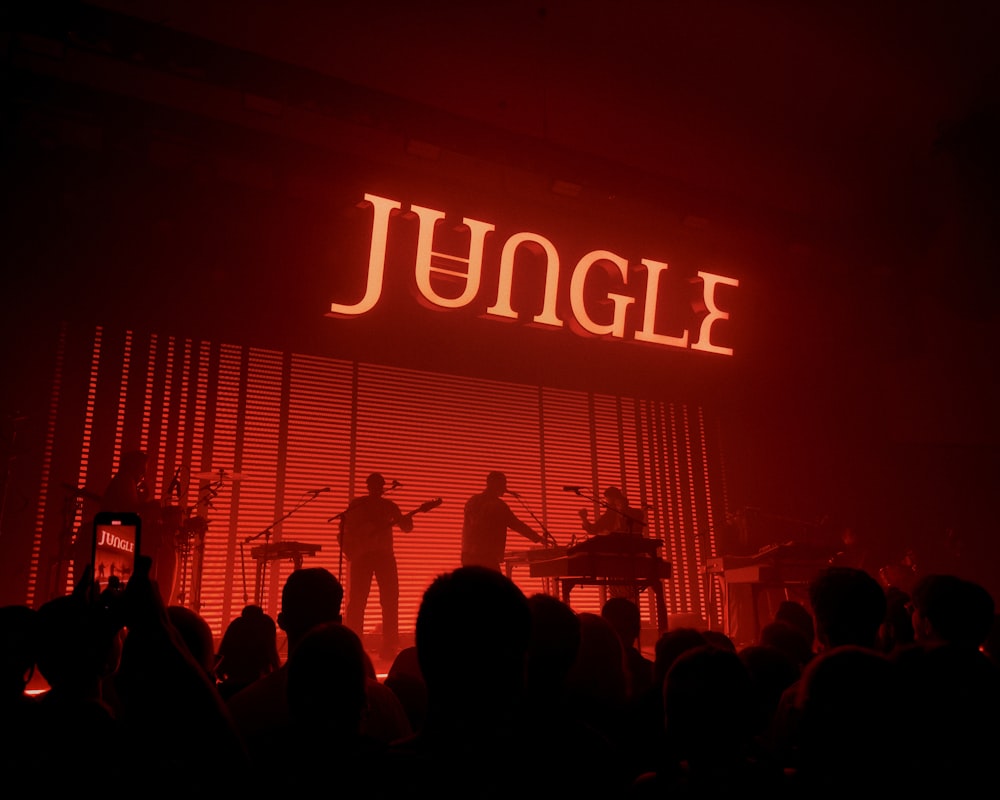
[579,508,606,535]
[509,511,543,544]
[396,508,415,533]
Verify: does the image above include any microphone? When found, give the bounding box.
[507,489,520,498]
[390,480,402,489]
[562,486,582,492]
[308,487,331,494]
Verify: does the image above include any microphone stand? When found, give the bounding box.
[509,493,557,547]
[240,491,324,605]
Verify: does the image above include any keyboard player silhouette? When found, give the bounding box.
[532,486,670,633]
[577,486,647,602]
[578,486,646,539]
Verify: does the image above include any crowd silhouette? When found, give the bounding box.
[3,552,998,798]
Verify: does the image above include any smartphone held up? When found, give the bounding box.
[91,511,142,587]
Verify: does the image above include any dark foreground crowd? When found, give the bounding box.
[2,556,997,799]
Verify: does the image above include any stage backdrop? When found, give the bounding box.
[32,320,729,642]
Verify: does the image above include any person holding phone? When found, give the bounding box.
[91,511,142,590]
[72,451,149,588]
[95,449,177,604]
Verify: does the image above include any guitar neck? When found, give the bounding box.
[404,498,442,519]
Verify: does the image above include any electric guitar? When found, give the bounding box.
[339,497,442,559]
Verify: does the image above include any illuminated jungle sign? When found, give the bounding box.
[328,192,739,356]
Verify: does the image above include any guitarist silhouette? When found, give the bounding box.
[338,472,441,661]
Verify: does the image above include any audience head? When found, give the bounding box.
[701,629,737,653]
[773,598,815,648]
[663,644,757,767]
[415,566,531,714]
[35,593,118,697]
[286,621,368,741]
[759,619,813,670]
[215,604,280,691]
[653,627,709,689]
[600,596,642,647]
[738,643,801,736]
[567,612,629,709]
[526,592,581,697]
[890,631,1000,794]
[278,567,344,648]
[808,566,887,649]
[794,645,904,792]
[166,605,217,682]
[909,573,995,649]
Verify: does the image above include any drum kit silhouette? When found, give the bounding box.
[58,467,241,611]
[169,468,241,611]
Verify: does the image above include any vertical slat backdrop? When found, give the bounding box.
[35,324,728,639]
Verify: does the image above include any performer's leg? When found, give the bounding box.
[345,555,374,638]
[376,554,400,658]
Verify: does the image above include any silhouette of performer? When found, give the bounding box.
[461,471,543,572]
[578,485,647,605]
[579,486,645,536]
[339,472,413,661]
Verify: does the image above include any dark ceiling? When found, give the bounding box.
[4,0,999,432]
[87,0,1000,241]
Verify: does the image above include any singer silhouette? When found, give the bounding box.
[338,472,412,661]
[461,471,543,572]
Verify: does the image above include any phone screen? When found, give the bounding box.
[91,511,142,586]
